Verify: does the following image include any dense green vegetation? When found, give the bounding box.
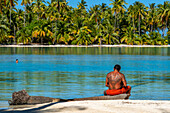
[0,0,170,45]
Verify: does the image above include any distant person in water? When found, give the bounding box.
[104,64,131,96]
[16,59,18,63]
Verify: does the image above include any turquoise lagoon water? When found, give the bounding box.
[0,47,169,109]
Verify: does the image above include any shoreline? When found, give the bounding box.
[1,100,170,113]
[0,44,169,48]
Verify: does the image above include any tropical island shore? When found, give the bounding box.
[1,100,170,113]
[0,44,169,48]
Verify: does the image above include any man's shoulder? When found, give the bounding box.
[107,71,114,75]
[119,72,125,78]
[107,71,113,76]
[119,72,124,75]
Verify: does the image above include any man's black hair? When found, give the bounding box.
[114,64,121,71]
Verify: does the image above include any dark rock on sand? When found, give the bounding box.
[8,90,30,105]
[8,90,59,105]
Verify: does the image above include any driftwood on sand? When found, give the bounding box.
[8,90,63,105]
[8,90,130,105]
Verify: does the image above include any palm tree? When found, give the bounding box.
[10,8,17,44]
[109,0,127,43]
[127,5,136,34]
[103,24,119,45]
[148,3,157,32]
[21,0,32,27]
[15,9,24,31]
[46,1,59,44]
[102,16,119,44]
[16,26,31,44]
[89,5,104,45]
[54,21,71,44]
[72,26,92,45]
[6,0,18,25]
[133,1,147,36]
[32,19,52,44]
[5,0,19,44]
[78,0,87,10]
[149,31,168,45]
[109,0,127,31]
[0,14,10,44]
[157,1,170,38]
[0,0,7,15]
[121,26,136,45]
[52,1,73,44]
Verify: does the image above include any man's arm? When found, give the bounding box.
[105,74,109,87]
[121,74,127,87]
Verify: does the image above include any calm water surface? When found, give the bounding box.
[0,47,169,109]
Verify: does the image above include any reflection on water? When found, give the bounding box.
[0,47,169,55]
[0,47,169,108]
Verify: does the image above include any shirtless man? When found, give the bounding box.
[16,59,18,63]
[104,64,131,95]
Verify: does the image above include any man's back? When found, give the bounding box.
[104,64,130,96]
[106,71,126,90]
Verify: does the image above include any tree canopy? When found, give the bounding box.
[0,0,169,45]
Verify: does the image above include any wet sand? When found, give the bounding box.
[0,44,169,48]
[1,100,170,113]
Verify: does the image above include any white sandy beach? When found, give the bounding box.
[3,100,170,113]
[0,44,169,48]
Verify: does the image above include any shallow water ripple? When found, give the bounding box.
[0,47,169,108]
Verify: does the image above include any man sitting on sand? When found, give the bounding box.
[104,64,131,96]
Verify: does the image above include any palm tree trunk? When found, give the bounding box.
[131,17,133,26]
[10,5,11,25]
[138,15,140,36]
[31,36,33,43]
[96,18,101,45]
[55,19,57,44]
[51,23,53,32]
[14,25,15,44]
[52,22,55,44]
[24,6,26,27]
[109,34,111,45]
[162,27,165,38]
[114,10,117,31]
[151,24,153,32]
[56,2,60,45]
[100,36,101,45]
[117,16,120,43]
[133,17,135,33]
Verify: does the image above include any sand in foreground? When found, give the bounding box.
[2,100,170,113]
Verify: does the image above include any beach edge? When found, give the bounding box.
[2,100,170,113]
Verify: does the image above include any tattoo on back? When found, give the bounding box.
[108,73,121,85]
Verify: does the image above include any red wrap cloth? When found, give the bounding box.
[106,86,131,96]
